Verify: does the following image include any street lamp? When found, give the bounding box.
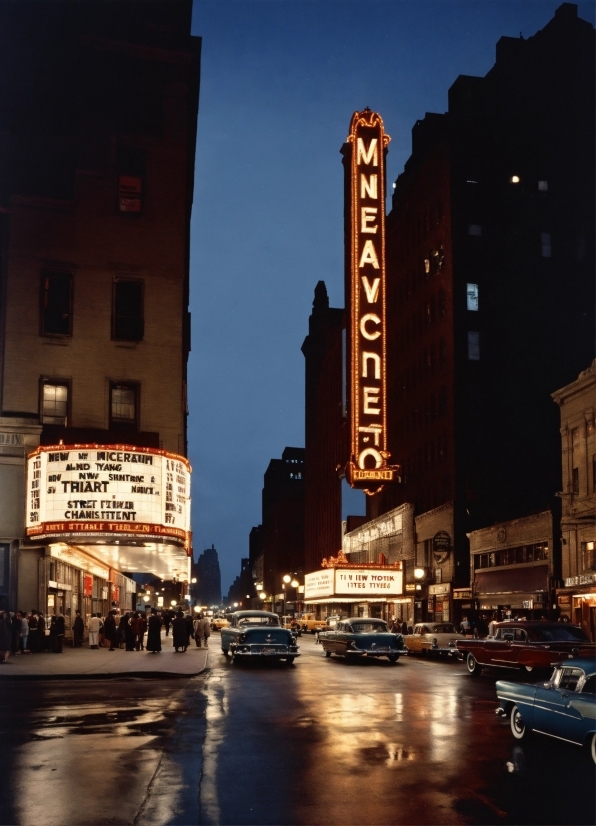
[259,592,266,602]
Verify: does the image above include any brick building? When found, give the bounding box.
[0,1,200,620]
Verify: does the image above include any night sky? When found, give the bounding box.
[187,0,594,595]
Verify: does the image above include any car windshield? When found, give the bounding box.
[431,624,457,633]
[237,616,280,627]
[351,622,387,633]
[528,625,589,642]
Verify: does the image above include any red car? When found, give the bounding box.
[457,621,595,676]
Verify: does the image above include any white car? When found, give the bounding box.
[405,622,465,657]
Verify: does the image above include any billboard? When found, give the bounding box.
[26,445,191,546]
[343,108,400,494]
[304,566,403,600]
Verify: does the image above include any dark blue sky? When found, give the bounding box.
[188,0,594,595]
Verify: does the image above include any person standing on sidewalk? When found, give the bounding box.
[88,614,102,649]
[19,611,29,653]
[137,612,147,650]
[37,612,46,652]
[162,609,172,637]
[28,612,38,653]
[73,611,85,647]
[172,611,187,653]
[104,610,118,651]
[146,608,162,653]
[195,614,211,648]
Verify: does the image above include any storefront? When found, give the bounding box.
[23,444,192,634]
[304,563,404,622]
[556,574,596,640]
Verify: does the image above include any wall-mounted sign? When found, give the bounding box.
[342,108,400,495]
[433,531,451,564]
[453,588,473,600]
[428,583,451,596]
[26,444,191,545]
[304,566,403,600]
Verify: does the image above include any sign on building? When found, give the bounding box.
[26,444,191,546]
[304,566,403,600]
[343,108,400,494]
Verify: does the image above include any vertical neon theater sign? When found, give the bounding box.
[343,108,400,495]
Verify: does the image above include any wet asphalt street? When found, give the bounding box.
[1,634,594,826]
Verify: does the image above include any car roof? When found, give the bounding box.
[494,620,579,629]
[232,610,279,619]
[345,617,386,623]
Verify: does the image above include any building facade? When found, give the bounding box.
[0,1,200,625]
[552,361,596,638]
[192,545,222,608]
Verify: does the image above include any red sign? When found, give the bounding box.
[83,574,93,597]
[343,109,400,494]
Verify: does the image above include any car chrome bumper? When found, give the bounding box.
[347,647,408,657]
[230,645,300,657]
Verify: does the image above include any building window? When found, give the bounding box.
[583,542,596,572]
[541,232,552,258]
[41,272,73,336]
[41,381,69,425]
[466,283,479,311]
[117,145,145,214]
[468,331,480,360]
[110,383,138,428]
[113,279,144,341]
[571,467,579,494]
[468,224,482,236]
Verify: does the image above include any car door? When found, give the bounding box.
[534,667,586,742]
[481,627,515,665]
[407,625,424,653]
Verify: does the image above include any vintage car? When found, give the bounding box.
[315,614,344,642]
[220,610,300,663]
[299,613,328,634]
[458,621,595,676]
[404,622,465,657]
[495,657,596,764]
[318,618,408,663]
[210,616,230,631]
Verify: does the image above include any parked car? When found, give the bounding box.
[220,610,300,664]
[318,618,408,663]
[299,613,328,634]
[315,614,344,643]
[280,616,301,636]
[495,657,596,764]
[457,621,595,676]
[404,622,465,657]
[210,617,230,631]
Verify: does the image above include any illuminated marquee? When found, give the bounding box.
[343,109,400,494]
[26,444,191,548]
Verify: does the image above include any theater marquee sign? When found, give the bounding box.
[343,108,400,494]
[26,444,191,546]
[304,566,403,600]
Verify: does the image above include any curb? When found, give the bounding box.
[0,666,209,681]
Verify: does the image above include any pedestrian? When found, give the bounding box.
[98,615,105,647]
[0,608,12,663]
[19,611,30,653]
[172,610,187,653]
[146,608,162,653]
[129,612,141,650]
[28,611,38,653]
[184,612,194,648]
[195,613,211,648]
[51,613,65,652]
[73,610,85,647]
[118,613,129,649]
[88,613,102,649]
[10,611,20,655]
[460,616,472,636]
[104,610,118,651]
[124,613,136,651]
[163,609,171,637]
[137,612,147,650]
[475,614,489,638]
[401,619,408,635]
[37,612,46,652]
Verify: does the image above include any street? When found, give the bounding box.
[0,634,594,826]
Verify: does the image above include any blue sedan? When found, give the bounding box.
[496,657,596,764]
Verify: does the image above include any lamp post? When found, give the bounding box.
[282,574,301,618]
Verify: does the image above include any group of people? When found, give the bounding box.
[0,607,67,662]
[0,605,214,661]
[389,618,412,635]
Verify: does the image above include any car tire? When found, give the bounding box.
[324,650,331,658]
[388,654,398,663]
[589,732,596,765]
[284,656,295,665]
[466,653,482,676]
[510,704,527,740]
[222,647,229,657]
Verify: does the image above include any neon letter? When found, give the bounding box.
[357,138,378,167]
[358,447,383,469]
[362,352,381,380]
[360,313,381,340]
[361,276,380,303]
[359,240,380,269]
[360,173,378,199]
[361,207,378,234]
[363,387,381,414]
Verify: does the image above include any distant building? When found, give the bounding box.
[0,1,200,618]
[193,545,222,607]
[301,282,345,574]
[261,447,305,610]
[552,361,596,638]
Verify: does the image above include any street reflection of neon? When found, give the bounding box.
[394,692,403,721]
[429,687,459,761]
[201,678,226,825]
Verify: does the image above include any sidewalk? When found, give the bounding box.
[0,633,210,680]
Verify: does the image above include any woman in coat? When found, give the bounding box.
[146,609,162,653]
[73,611,85,647]
[103,611,118,651]
[172,611,187,653]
